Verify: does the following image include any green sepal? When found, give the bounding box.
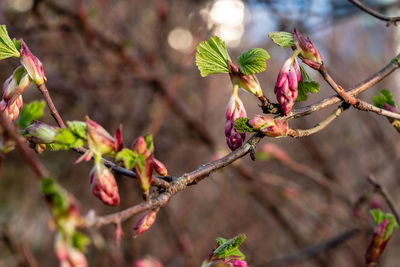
[41,177,69,217]
[196,36,231,77]
[234,118,254,133]
[237,48,270,75]
[372,89,396,109]
[16,100,46,128]
[268,31,294,48]
[0,25,20,60]
[213,234,246,260]
[370,209,399,241]
[296,65,320,102]
[116,148,137,170]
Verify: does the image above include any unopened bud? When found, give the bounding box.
[153,157,168,176]
[292,28,322,70]
[249,115,288,137]
[365,219,389,265]
[135,156,153,198]
[90,161,120,206]
[20,40,47,86]
[225,94,247,151]
[86,116,116,156]
[24,121,57,144]
[228,61,263,97]
[132,136,150,157]
[133,210,158,238]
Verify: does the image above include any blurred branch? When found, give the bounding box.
[349,0,400,26]
[367,174,400,225]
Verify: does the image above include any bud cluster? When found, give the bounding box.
[249,115,288,137]
[292,28,323,70]
[225,92,247,151]
[274,57,300,116]
[228,61,263,98]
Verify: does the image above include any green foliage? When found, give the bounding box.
[41,177,69,217]
[372,89,396,108]
[213,234,246,260]
[268,31,294,48]
[196,36,231,77]
[234,118,253,133]
[16,101,46,128]
[52,121,87,150]
[145,134,154,152]
[0,25,20,60]
[370,209,399,241]
[237,48,270,75]
[297,65,320,102]
[116,148,137,170]
[72,232,90,252]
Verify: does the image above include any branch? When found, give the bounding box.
[85,133,264,228]
[367,175,400,225]
[349,0,400,26]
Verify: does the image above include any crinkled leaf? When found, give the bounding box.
[116,148,137,170]
[268,31,294,48]
[370,209,399,241]
[196,36,231,77]
[41,177,69,217]
[234,118,254,133]
[0,25,20,60]
[297,65,320,102]
[237,48,270,75]
[372,89,396,108]
[16,100,46,128]
[66,121,87,140]
[213,234,246,260]
[72,232,90,252]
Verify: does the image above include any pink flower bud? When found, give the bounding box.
[152,157,168,176]
[24,121,58,144]
[228,259,248,267]
[133,210,158,238]
[90,161,120,206]
[225,94,247,151]
[134,257,163,267]
[292,28,322,70]
[20,40,47,86]
[365,219,389,265]
[249,115,288,137]
[228,61,263,97]
[274,58,300,115]
[114,124,123,152]
[86,116,117,156]
[132,136,150,157]
[135,156,153,196]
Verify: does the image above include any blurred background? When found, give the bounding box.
[0,0,400,266]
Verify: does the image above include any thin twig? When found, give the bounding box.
[367,175,400,225]
[349,0,400,26]
[38,84,66,128]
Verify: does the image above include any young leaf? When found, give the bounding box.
[196,36,231,77]
[52,122,87,150]
[213,234,246,260]
[0,25,20,60]
[268,31,294,48]
[116,148,137,170]
[372,89,396,108]
[370,209,399,241]
[297,65,320,102]
[41,177,69,217]
[237,48,270,75]
[66,121,87,140]
[234,118,254,133]
[71,232,90,252]
[144,134,154,152]
[16,100,46,128]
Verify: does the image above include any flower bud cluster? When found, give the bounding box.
[225,93,247,151]
[274,57,300,116]
[292,28,322,70]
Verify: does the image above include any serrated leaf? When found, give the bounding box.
[0,25,20,60]
[116,148,137,170]
[296,65,320,102]
[372,89,396,109]
[16,100,46,128]
[66,121,87,140]
[237,48,270,75]
[196,36,231,77]
[41,177,69,217]
[370,209,399,241]
[234,118,253,133]
[213,234,246,260]
[268,31,294,48]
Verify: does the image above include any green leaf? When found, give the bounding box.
[213,234,246,260]
[296,65,320,102]
[268,31,294,48]
[66,121,87,140]
[41,177,69,217]
[234,118,254,133]
[196,36,231,77]
[144,134,154,152]
[0,25,20,60]
[370,209,399,241]
[116,148,137,170]
[71,232,90,252]
[16,101,46,128]
[237,48,270,75]
[53,122,87,150]
[372,89,396,109]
